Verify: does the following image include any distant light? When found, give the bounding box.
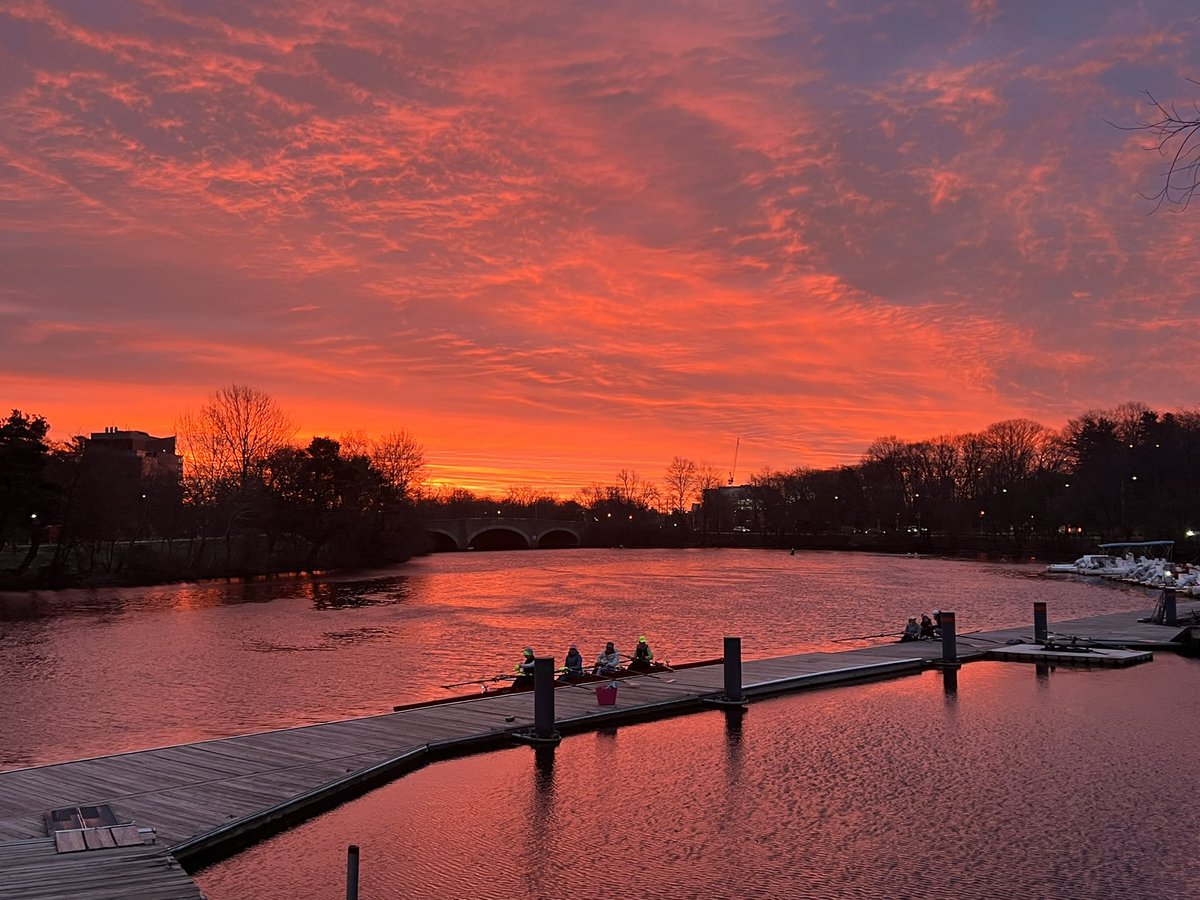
[1187,530,1197,538]
[30,513,37,520]
[1131,475,1138,481]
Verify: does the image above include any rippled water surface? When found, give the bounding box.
[0,548,1161,769]
[196,655,1200,899]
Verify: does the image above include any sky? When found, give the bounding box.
[2,1,1200,497]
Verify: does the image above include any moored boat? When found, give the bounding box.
[1046,541,1173,578]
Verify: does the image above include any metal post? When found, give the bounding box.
[1164,589,1178,627]
[940,611,957,663]
[723,636,744,702]
[533,657,555,739]
[1034,602,1048,644]
[346,845,360,900]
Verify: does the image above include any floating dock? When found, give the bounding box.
[985,642,1153,666]
[0,601,1195,898]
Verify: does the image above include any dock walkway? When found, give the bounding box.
[1,601,1194,898]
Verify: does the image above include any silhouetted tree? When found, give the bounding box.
[0,410,53,573]
[663,456,698,515]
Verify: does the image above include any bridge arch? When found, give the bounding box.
[427,529,459,552]
[467,526,532,551]
[537,528,580,549]
[425,517,584,551]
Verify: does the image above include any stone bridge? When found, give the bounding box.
[426,517,584,551]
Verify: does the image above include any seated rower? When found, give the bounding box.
[593,641,622,675]
[919,614,936,639]
[513,647,536,686]
[627,635,655,672]
[901,617,921,642]
[560,643,585,679]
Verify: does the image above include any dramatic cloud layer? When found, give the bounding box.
[2,1,1198,494]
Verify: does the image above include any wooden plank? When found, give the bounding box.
[53,831,86,853]
[110,824,143,847]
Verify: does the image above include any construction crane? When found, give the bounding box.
[728,437,740,486]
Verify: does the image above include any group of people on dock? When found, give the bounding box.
[900,610,942,642]
[513,636,657,685]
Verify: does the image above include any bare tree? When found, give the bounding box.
[663,456,698,513]
[1120,88,1200,209]
[615,468,661,509]
[574,483,609,509]
[371,430,426,499]
[695,463,725,493]
[176,384,296,492]
[981,419,1047,488]
[337,429,372,459]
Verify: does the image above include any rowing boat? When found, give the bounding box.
[391,658,719,712]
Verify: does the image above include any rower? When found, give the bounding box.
[627,635,655,672]
[593,641,621,675]
[919,614,936,639]
[513,647,536,686]
[562,643,584,678]
[901,617,921,642]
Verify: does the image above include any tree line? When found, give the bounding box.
[3,392,1198,585]
[417,401,1200,556]
[0,385,427,585]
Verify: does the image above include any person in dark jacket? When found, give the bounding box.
[919,614,936,639]
[561,643,585,678]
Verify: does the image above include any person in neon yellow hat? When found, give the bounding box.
[628,635,655,672]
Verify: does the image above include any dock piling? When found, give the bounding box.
[533,657,556,739]
[1034,602,1048,644]
[346,844,360,900]
[1164,589,1178,626]
[940,611,957,663]
[723,636,744,703]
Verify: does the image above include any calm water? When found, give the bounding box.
[196,655,1200,899]
[0,548,1157,770]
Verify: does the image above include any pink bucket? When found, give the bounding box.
[595,684,618,706]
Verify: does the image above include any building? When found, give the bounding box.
[86,428,183,479]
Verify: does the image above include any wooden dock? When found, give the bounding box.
[1,601,1194,898]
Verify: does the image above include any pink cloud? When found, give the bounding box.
[3,1,1200,495]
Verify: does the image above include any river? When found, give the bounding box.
[196,654,1200,899]
[0,548,1158,771]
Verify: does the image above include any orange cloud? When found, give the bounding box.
[3,1,1200,497]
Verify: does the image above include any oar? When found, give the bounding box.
[832,630,903,642]
[620,655,676,682]
[440,673,515,689]
[621,653,672,668]
[955,631,1006,645]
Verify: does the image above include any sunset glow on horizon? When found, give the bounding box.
[3,1,1200,497]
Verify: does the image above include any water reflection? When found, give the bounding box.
[0,549,1164,769]
[941,665,958,699]
[196,658,1200,900]
[308,578,411,609]
[524,748,557,892]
